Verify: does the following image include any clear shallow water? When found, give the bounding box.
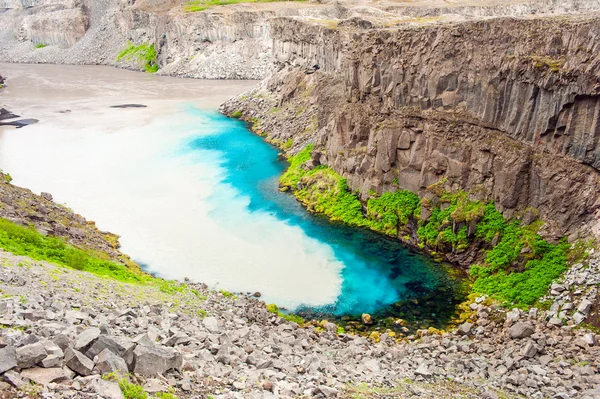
[0,64,460,322]
[183,108,459,318]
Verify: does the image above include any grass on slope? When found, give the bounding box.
[0,218,150,284]
[116,43,159,73]
[281,146,572,308]
[183,0,303,12]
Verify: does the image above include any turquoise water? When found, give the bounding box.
[182,108,461,323]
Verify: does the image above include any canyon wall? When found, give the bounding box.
[223,13,600,241]
[2,0,600,238]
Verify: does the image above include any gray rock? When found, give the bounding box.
[92,378,125,399]
[132,344,182,376]
[364,358,380,373]
[16,342,47,368]
[133,333,154,347]
[318,385,339,397]
[96,348,128,374]
[509,322,535,339]
[457,322,473,335]
[74,328,100,352]
[549,317,563,326]
[64,348,94,376]
[86,335,131,359]
[573,312,586,324]
[40,192,53,201]
[521,341,537,358]
[41,354,63,368]
[578,300,593,315]
[4,370,26,389]
[20,367,66,385]
[551,284,565,292]
[415,363,432,377]
[0,346,17,374]
[202,316,220,333]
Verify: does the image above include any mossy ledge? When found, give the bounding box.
[275,144,581,310]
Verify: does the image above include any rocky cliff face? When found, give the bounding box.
[0,0,342,78]
[223,13,600,241]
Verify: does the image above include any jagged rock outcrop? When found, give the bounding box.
[223,13,600,241]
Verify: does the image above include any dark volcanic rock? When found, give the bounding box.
[0,108,19,121]
[109,104,147,108]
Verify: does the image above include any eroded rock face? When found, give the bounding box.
[223,14,600,240]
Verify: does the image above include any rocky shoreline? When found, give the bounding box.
[0,247,598,398]
[0,151,597,398]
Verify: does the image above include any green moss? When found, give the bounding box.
[530,55,566,72]
[119,379,147,399]
[155,393,178,399]
[266,303,305,325]
[230,110,243,118]
[34,43,47,49]
[280,145,314,189]
[283,139,293,150]
[472,238,569,307]
[0,218,148,284]
[116,42,158,73]
[218,289,237,299]
[183,0,303,12]
[366,191,420,236]
[475,203,506,241]
[281,147,574,308]
[158,280,186,294]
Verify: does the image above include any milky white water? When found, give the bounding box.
[0,64,460,320]
[0,63,344,309]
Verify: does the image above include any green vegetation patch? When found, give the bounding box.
[281,146,573,308]
[34,43,47,49]
[119,378,147,399]
[183,0,303,12]
[530,55,566,72]
[366,191,420,236]
[0,218,149,284]
[266,303,305,325]
[117,42,159,73]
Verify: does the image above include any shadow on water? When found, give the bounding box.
[185,108,465,331]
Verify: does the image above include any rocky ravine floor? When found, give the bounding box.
[0,248,598,399]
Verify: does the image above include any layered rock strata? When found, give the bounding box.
[223,14,600,241]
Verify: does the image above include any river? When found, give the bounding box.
[0,63,461,326]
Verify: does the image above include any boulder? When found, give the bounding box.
[509,322,534,339]
[457,322,473,335]
[578,299,593,315]
[16,342,47,369]
[92,378,124,399]
[96,348,128,375]
[202,317,220,333]
[4,370,26,389]
[132,344,182,376]
[74,328,101,352]
[20,367,66,385]
[86,335,133,360]
[415,363,432,377]
[65,348,94,376]
[361,314,374,325]
[41,354,63,368]
[0,347,17,374]
[520,341,537,358]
